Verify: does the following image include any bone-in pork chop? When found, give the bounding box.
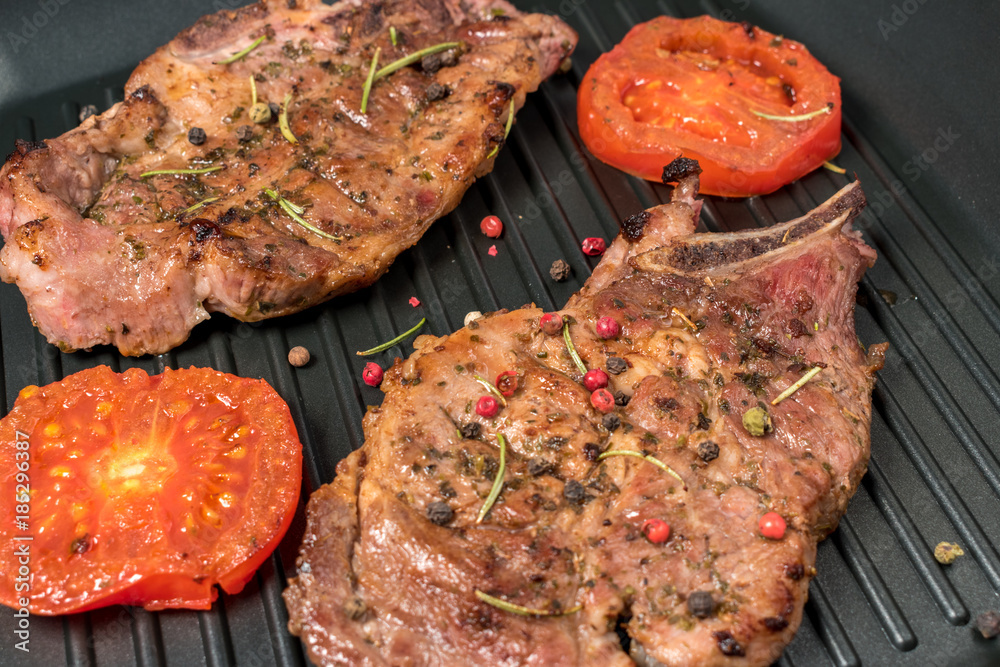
[283,162,887,666]
[0,0,576,355]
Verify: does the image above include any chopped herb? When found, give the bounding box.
[597,450,686,490]
[771,366,822,405]
[476,433,507,523]
[562,321,587,375]
[360,47,381,114]
[474,589,581,617]
[356,318,426,356]
[263,188,339,240]
[140,166,222,179]
[389,26,398,47]
[822,160,846,174]
[181,196,220,215]
[487,97,515,159]
[215,35,266,65]
[751,104,833,122]
[374,42,460,80]
[279,92,298,144]
[473,374,507,407]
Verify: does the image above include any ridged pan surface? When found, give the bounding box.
[0,1,997,665]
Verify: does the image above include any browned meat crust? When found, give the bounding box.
[0,0,576,356]
[284,170,886,666]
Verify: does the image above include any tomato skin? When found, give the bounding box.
[0,366,302,615]
[577,15,841,197]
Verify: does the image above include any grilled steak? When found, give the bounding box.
[0,0,575,356]
[283,163,887,666]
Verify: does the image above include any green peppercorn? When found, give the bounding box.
[742,406,772,436]
[249,102,272,124]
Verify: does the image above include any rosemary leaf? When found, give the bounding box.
[249,74,258,106]
[356,318,427,356]
[181,196,219,215]
[140,166,222,179]
[671,307,699,333]
[216,35,266,65]
[263,188,340,240]
[597,450,687,489]
[562,321,587,375]
[751,105,833,122]
[487,97,516,159]
[771,366,822,405]
[475,590,582,617]
[476,433,507,524]
[374,42,460,80]
[279,92,298,144]
[361,47,381,114]
[473,374,507,407]
[822,160,846,174]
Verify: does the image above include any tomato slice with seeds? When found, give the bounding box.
[0,366,302,615]
[577,15,842,197]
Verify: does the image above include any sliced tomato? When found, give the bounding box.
[0,366,302,615]
[578,15,841,197]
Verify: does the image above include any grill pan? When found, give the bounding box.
[1,1,998,665]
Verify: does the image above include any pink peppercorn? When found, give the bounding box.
[759,512,787,540]
[583,368,609,392]
[362,362,384,387]
[495,370,519,397]
[476,395,500,418]
[596,316,620,339]
[590,388,615,413]
[539,312,563,335]
[641,518,670,544]
[582,237,606,256]
[480,215,503,238]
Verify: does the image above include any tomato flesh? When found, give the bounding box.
[0,366,302,615]
[578,16,842,196]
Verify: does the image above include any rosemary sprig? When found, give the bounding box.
[771,366,822,405]
[181,196,219,215]
[263,188,340,240]
[216,35,265,65]
[822,160,846,174]
[279,92,298,144]
[751,104,833,122]
[597,450,687,490]
[374,41,460,79]
[487,97,515,159]
[140,166,222,179]
[671,307,698,333]
[356,318,427,356]
[476,433,507,524]
[562,321,587,375]
[389,26,398,47]
[361,47,381,114]
[473,374,507,407]
[475,589,582,617]
[250,74,258,106]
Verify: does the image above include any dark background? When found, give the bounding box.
[0,1,998,665]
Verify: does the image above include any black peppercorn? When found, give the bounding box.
[187,127,207,145]
[602,413,621,432]
[549,259,571,282]
[527,458,553,477]
[606,356,628,375]
[79,104,98,123]
[687,591,714,619]
[698,440,720,462]
[563,479,586,504]
[426,501,454,526]
[460,422,481,439]
[236,124,254,142]
[425,82,451,102]
[614,390,630,407]
[343,596,367,620]
[712,631,745,657]
[268,102,281,121]
[976,610,1000,639]
[582,443,600,461]
[696,412,711,430]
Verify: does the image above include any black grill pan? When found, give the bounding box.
[0,1,998,665]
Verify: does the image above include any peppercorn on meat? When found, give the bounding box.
[284,162,887,666]
[0,0,576,356]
